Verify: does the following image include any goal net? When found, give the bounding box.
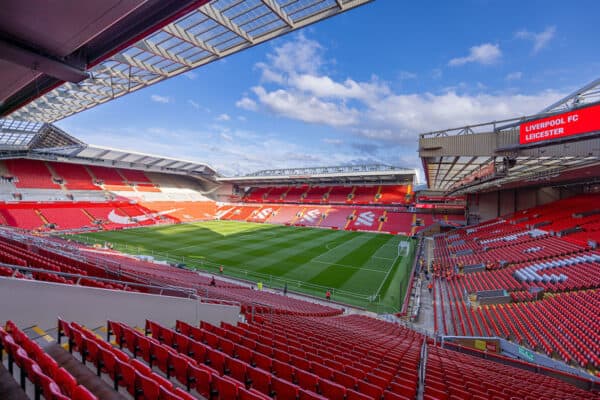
[398,241,410,257]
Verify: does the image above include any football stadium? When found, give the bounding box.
[0,1,599,399]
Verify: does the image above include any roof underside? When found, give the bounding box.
[0,119,217,177]
[419,81,600,194]
[3,0,372,122]
[218,165,416,185]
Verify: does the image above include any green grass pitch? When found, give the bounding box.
[71,221,415,312]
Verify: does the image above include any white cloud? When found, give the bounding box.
[236,97,258,111]
[188,100,200,109]
[150,94,172,104]
[216,113,231,121]
[449,43,502,66]
[220,132,233,141]
[252,86,359,127]
[237,116,247,122]
[323,138,344,145]
[516,26,556,53]
[183,71,198,80]
[289,75,389,102]
[365,90,563,137]
[506,72,523,81]
[228,34,565,175]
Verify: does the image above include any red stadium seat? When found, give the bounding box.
[247,366,272,395]
[319,378,346,400]
[296,368,319,391]
[271,376,300,400]
[299,388,329,400]
[228,357,249,384]
[213,374,242,399]
[72,385,97,400]
[189,363,213,397]
[54,367,77,396]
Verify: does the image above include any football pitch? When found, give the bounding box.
[71,221,415,312]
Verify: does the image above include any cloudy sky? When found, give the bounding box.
[56,0,600,181]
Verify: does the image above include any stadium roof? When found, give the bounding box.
[2,0,373,122]
[218,165,417,185]
[0,119,217,178]
[419,79,600,194]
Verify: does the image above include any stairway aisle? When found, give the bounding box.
[45,343,127,400]
[0,364,29,400]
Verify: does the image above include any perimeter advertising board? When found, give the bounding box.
[520,103,600,144]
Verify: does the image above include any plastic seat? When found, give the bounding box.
[158,386,180,400]
[384,390,412,400]
[100,347,118,380]
[14,348,35,388]
[137,335,157,366]
[173,387,197,400]
[357,380,384,399]
[137,371,160,400]
[171,352,193,387]
[204,331,219,348]
[247,366,271,395]
[239,386,271,400]
[272,376,300,400]
[71,328,87,362]
[228,356,249,384]
[54,367,77,396]
[115,358,136,394]
[311,362,333,380]
[213,374,242,399]
[173,332,190,355]
[333,371,357,389]
[235,344,253,364]
[83,338,102,375]
[108,321,125,348]
[153,344,173,376]
[30,364,54,400]
[319,378,346,400]
[346,389,373,400]
[189,364,212,396]
[252,351,272,371]
[296,369,319,391]
[299,388,328,400]
[272,359,294,381]
[207,348,227,374]
[219,337,235,356]
[123,328,140,357]
[48,382,70,400]
[191,340,209,364]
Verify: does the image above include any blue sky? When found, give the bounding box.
[57,0,600,180]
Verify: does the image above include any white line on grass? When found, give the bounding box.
[311,260,387,273]
[373,239,409,299]
[372,256,395,261]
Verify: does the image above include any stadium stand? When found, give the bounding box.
[432,193,600,372]
[0,1,598,393]
[49,162,99,191]
[304,186,331,204]
[5,159,60,189]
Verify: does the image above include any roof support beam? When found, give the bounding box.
[0,38,89,83]
[201,3,254,44]
[261,0,294,27]
[162,25,221,56]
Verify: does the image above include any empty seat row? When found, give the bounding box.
[1,320,96,400]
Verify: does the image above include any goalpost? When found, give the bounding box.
[398,241,410,257]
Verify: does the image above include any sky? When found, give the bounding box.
[56,0,600,181]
